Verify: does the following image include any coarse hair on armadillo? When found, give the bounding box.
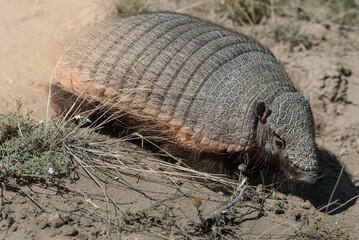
[51,11,318,183]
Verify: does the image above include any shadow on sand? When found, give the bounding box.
[279,147,359,214]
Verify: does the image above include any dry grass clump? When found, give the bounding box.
[218,0,271,25]
[273,23,311,49]
[111,0,148,14]
[0,100,72,182]
[302,0,359,25]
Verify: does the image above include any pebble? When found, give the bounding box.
[48,231,56,237]
[75,233,89,240]
[275,209,285,214]
[80,217,93,227]
[36,215,48,229]
[91,229,100,237]
[71,197,84,205]
[62,225,78,236]
[302,200,311,209]
[19,212,27,219]
[48,213,66,228]
[38,221,48,229]
[11,225,18,232]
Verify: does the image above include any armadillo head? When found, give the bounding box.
[256,92,318,183]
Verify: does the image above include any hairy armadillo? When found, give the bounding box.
[52,12,318,183]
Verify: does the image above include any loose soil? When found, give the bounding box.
[0,0,358,239]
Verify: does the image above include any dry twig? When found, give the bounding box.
[204,178,248,221]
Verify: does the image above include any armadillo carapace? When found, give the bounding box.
[56,12,318,183]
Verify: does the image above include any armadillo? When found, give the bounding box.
[52,12,318,183]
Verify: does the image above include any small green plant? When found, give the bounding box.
[112,0,147,14]
[218,0,271,25]
[123,208,176,231]
[0,100,92,182]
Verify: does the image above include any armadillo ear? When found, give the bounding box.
[256,102,266,118]
[256,101,271,124]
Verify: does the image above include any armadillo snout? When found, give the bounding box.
[290,168,318,184]
[285,155,318,183]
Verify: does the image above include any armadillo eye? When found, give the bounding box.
[275,140,283,148]
[274,137,285,149]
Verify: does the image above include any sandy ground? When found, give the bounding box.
[0,0,359,239]
[0,0,108,117]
